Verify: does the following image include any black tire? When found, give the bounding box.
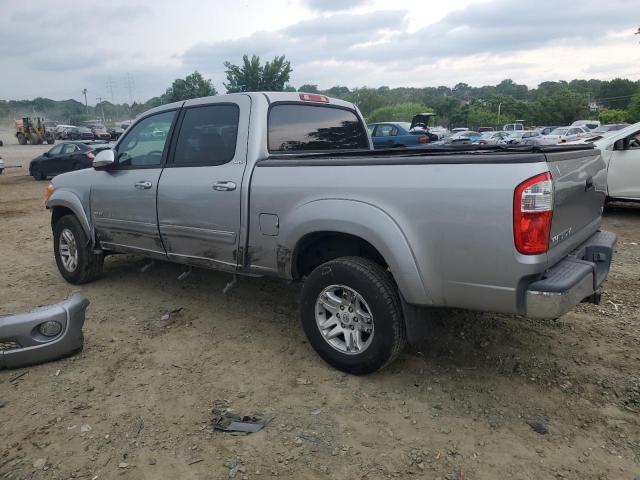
[47,138,54,145]
[17,133,26,145]
[32,169,46,180]
[53,215,103,284]
[300,256,406,374]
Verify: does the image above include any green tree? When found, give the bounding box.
[162,71,216,103]
[627,90,640,123]
[298,84,319,93]
[366,103,432,123]
[599,109,629,124]
[224,55,292,93]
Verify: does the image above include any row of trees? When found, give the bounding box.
[3,54,640,129]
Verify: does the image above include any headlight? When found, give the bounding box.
[38,321,62,337]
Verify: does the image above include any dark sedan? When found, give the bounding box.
[29,142,108,180]
[367,122,431,149]
[66,127,94,140]
[107,127,124,140]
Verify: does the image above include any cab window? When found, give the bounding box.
[116,111,176,168]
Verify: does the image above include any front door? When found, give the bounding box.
[157,96,250,271]
[91,109,178,256]
[608,130,640,199]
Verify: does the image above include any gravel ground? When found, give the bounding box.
[1,129,639,480]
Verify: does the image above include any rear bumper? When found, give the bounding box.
[525,230,616,319]
[0,294,88,369]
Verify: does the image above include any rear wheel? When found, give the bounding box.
[300,257,406,374]
[53,215,104,284]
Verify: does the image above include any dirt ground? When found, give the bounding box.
[0,129,638,480]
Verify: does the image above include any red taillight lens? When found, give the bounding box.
[513,172,553,255]
[299,93,329,103]
[419,136,429,143]
[86,150,95,160]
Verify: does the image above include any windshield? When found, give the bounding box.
[397,122,411,131]
[550,128,568,135]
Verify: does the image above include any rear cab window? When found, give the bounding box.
[268,104,369,152]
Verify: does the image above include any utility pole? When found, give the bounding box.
[96,97,106,124]
[497,102,502,130]
[106,78,116,103]
[82,89,88,115]
[124,73,135,106]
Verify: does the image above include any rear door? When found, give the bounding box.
[156,95,250,271]
[372,124,397,148]
[91,109,178,256]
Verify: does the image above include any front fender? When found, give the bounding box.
[46,190,93,243]
[281,198,430,305]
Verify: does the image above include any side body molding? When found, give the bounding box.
[46,190,94,245]
[280,198,430,305]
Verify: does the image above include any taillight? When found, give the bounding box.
[86,150,95,160]
[299,93,329,103]
[513,172,553,255]
[419,136,429,143]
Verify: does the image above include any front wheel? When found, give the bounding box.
[300,257,406,374]
[53,215,104,284]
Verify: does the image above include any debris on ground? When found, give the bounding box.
[212,404,273,434]
[527,419,549,435]
[159,307,183,326]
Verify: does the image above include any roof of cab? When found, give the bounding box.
[134,92,358,120]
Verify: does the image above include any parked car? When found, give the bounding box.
[519,131,543,145]
[446,131,482,143]
[0,157,4,175]
[537,126,559,136]
[592,124,629,135]
[54,124,75,139]
[45,92,614,374]
[91,125,111,141]
[107,127,125,140]
[66,127,94,140]
[478,131,510,145]
[368,122,430,148]
[477,126,495,133]
[592,122,640,201]
[503,122,525,132]
[536,126,591,145]
[571,120,600,131]
[29,142,110,180]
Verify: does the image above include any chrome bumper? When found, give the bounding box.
[0,294,88,369]
[525,231,616,319]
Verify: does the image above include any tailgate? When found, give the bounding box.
[545,148,607,255]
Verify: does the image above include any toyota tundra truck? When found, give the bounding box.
[44,92,616,374]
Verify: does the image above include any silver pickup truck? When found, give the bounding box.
[45,92,616,374]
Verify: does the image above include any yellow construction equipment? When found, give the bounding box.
[15,117,55,145]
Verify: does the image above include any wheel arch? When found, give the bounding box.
[282,199,429,305]
[47,191,94,246]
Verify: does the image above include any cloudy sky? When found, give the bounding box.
[1,0,638,104]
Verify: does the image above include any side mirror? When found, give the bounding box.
[613,139,625,151]
[93,149,115,169]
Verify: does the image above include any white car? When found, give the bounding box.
[593,122,640,201]
[571,120,600,131]
[0,157,4,175]
[537,126,592,145]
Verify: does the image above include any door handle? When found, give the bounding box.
[134,181,152,190]
[213,181,237,191]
